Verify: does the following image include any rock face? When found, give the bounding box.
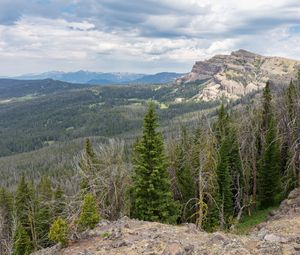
[176,49,300,101]
[32,189,300,255]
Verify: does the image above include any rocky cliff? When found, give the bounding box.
[176,50,300,101]
[32,188,300,255]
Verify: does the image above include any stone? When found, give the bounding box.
[163,242,185,255]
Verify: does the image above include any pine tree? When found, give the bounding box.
[259,117,281,208]
[258,82,281,208]
[35,177,53,248]
[286,80,297,121]
[15,175,32,232]
[174,127,196,222]
[78,193,100,231]
[216,136,233,228]
[226,127,244,215]
[12,224,33,255]
[53,185,65,217]
[131,103,179,224]
[79,138,98,194]
[48,217,68,247]
[282,80,298,194]
[213,104,243,228]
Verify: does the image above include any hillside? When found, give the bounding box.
[0,78,218,157]
[32,188,300,255]
[177,49,300,100]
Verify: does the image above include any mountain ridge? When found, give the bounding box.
[10,71,184,85]
[176,49,300,101]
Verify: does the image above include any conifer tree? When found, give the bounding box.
[15,175,32,232]
[79,138,98,194]
[282,80,298,193]
[48,217,68,247]
[286,80,297,121]
[174,127,196,222]
[213,104,243,228]
[12,224,33,255]
[259,117,281,208]
[78,193,100,231]
[131,103,179,224]
[258,82,281,208]
[216,136,233,228]
[35,177,53,248]
[53,185,65,217]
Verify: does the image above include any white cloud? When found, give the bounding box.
[0,0,299,75]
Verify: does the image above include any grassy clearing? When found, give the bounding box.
[233,206,278,235]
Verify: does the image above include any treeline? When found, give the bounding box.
[1,75,300,254]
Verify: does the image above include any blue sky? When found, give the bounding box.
[0,0,300,75]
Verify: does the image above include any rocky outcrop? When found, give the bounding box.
[176,49,300,101]
[32,188,300,255]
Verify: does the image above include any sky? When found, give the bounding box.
[0,0,300,75]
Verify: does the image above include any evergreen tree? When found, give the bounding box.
[258,82,281,208]
[15,175,32,232]
[79,138,98,194]
[48,217,68,247]
[35,177,53,248]
[12,224,33,255]
[286,80,297,121]
[78,193,100,231]
[226,127,244,215]
[53,185,65,217]
[174,127,196,222]
[216,136,233,228]
[131,103,179,224]
[259,117,281,208]
[213,104,243,228]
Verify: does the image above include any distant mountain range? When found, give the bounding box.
[11,71,184,85]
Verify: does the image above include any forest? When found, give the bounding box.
[0,73,300,254]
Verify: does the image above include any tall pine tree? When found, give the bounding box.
[131,103,179,224]
[174,127,196,222]
[258,82,281,208]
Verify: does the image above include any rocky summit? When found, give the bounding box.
[32,188,300,255]
[176,50,300,101]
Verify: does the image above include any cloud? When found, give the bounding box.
[0,0,300,75]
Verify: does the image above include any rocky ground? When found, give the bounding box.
[33,188,300,255]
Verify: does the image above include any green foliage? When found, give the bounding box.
[286,80,297,120]
[12,224,33,255]
[259,117,281,208]
[53,185,65,217]
[131,103,179,224]
[216,136,234,228]
[48,217,68,247]
[78,193,100,231]
[174,127,196,222]
[15,175,32,231]
[79,138,98,194]
[257,83,281,208]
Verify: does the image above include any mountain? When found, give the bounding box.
[176,49,300,101]
[0,78,85,99]
[131,72,184,84]
[13,71,184,85]
[14,71,144,84]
